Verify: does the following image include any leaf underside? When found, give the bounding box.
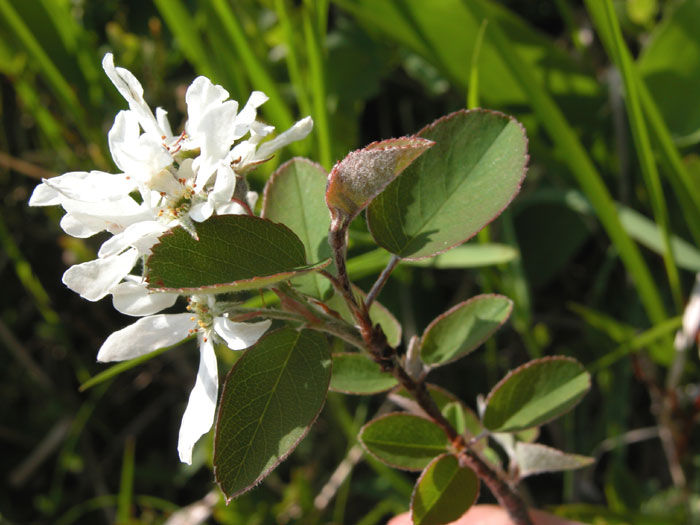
[482,356,590,433]
[213,328,331,500]
[411,454,479,525]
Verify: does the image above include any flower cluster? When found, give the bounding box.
[29,54,313,463]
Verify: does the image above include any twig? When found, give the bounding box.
[314,444,364,511]
[0,318,53,389]
[0,150,57,180]
[9,417,72,487]
[326,208,534,525]
[365,254,400,309]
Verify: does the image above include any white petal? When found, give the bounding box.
[213,317,271,350]
[62,248,139,301]
[29,182,60,206]
[97,312,195,362]
[39,170,137,203]
[60,212,105,238]
[215,201,247,216]
[233,91,269,139]
[111,280,179,316]
[210,164,236,207]
[178,336,218,464]
[255,117,313,161]
[195,100,240,186]
[156,107,175,142]
[60,197,153,233]
[189,201,214,223]
[185,76,232,138]
[98,220,168,258]
[102,53,163,138]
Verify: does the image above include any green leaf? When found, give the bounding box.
[421,294,513,366]
[262,158,332,298]
[214,328,331,500]
[638,0,700,144]
[147,215,330,293]
[391,384,484,445]
[515,442,594,479]
[329,352,398,394]
[324,285,402,347]
[482,357,590,433]
[411,454,479,525]
[326,136,435,222]
[358,413,449,471]
[367,109,528,260]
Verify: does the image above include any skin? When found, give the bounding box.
[388,504,584,525]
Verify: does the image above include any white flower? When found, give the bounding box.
[97,295,272,464]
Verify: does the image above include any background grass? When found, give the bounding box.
[1,1,699,523]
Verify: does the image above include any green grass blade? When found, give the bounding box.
[587,316,682,373]
[79,340,189,392]
[467,1,668,329]
[152,0,217,79]
[303,0,333,169]
[584,0,700,248]
[0,0,87,132]
[589,0,682,311]
[209,0,297,136]
[0,211,59,325]
[117,438,135,523]
[37,0,104,107]
[467,19,487,110]
[274,0,312,118]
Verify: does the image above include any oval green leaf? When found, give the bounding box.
[262,158,333,299]
[213,328,331,500]
[420,294,513,366]
[411,454,479,525]
[146,215,330,293]
[359,413,449,471]
[329,352,398,394]
[482,357,590,433]
[367,109,528,260]
[326,136,434,222]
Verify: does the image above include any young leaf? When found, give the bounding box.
[329,352,398,394]
[411,454,479,525]
[367,109,528,260]
[214,328,331,500]
[420,294,513,366]
[325,136,435,223]
[482,357,590,433]
[262,158,333,299]
[515,442,594,478]
[358,413,449,471]
[147,215,330,293]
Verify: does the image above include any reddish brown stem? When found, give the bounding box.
[327,213,533,525]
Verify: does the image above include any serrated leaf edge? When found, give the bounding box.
[213,328,331,501]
